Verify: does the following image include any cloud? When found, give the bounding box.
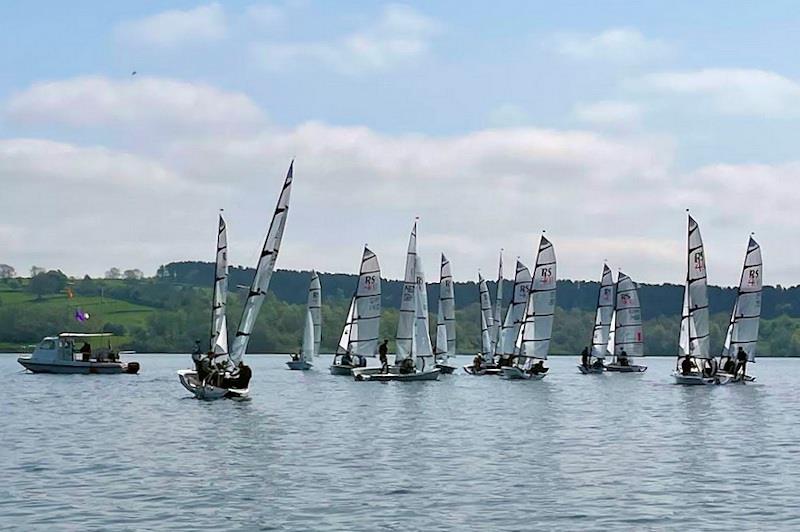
[253,4,440,73]
[6,76,265,136]
[115,3,227,48]
[573,100,643,128]
[552,28,670,64]
[635,68,800,117]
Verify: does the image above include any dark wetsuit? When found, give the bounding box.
[681,357,693,376]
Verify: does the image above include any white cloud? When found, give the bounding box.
[115,3,227,48]
[253,4,440,73]
[573,100,643,128]
[6,76,265,136]
[635,68,800,117]
[552,28,670,64]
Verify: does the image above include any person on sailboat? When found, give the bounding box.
[529,360,548,375]
[702,357,717,378]
[680,356,694,376]
[399,357,415,374]
[722,356,735,374]
[340,351,353,367]
[735,346,748,379]
[580,346,590,368]
[472,353,483,373]
[618,349,630,367]
[379,339,389,373]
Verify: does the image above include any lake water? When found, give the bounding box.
[2,354,800,531]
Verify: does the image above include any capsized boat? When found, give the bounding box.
[433,254,457,374]
[717,236,762,383]
[671,214,724,385]
[355,221,439,382]
[578,264,614,374]
[17,333,139,374]
[179,162,293,400]
[288,271,321,370]
[605,272,647,373]
[502,235,555,380]
[330,247,382,375]
[463,273,501,375]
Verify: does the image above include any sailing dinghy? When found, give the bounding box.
[355,222,440,381]
[502,235,556,380]
[717,236,762,383]
[433,254,457,374]
[605,272,647,373]
[497,260,532,368]
[671,214,726,385]
[579,264,614,374]
[178,163,293,400]
[330,247,382,375]
[287,271,321,370]
[464,274,502,375]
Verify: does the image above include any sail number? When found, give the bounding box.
[694,251,705,272]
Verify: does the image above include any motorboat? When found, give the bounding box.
[18,333,139,374]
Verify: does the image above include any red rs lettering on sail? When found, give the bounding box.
[694,251,705,272]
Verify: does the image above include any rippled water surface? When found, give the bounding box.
[2,354,800,531]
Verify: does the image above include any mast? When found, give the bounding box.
[613,271,644,360]
[395,222,418,363]
[590,264,614,360]
[478,274,493,360]
[500,260,531,357]
[436,254,456,360]
[492,251,504,357]
[514,235,557,365]
[347,247,382,356]
[721,236,762,362]
[209,212,228,355]
[230,161,293,365]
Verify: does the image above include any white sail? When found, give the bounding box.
[607,308,616,356]
[515,236,557,362]
[492,252,504,356]
[413,254,434,368]
[300,310,315,362]
[347,247,382,356]
[613,271,644,358]
[436,254,456,360]
[308,271,322,356]
[679,215,710,358]
[434,316,448,358]
[722,237,762,362]
[478,274,494,359]
[230,162,293,365]
[395,223,418,362]
[210,213,229,355]
[500,260,531,356]
[590,264,614,359]
[337,297,356,355]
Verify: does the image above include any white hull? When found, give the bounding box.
[501,367,546,380]
[577,364,604,374]
[462,365,503,376]
[605,363,647,373]
[18,357,139,374]
[286,360,313,370]
[177,369,250,400]
[354,368,440,382]
[329,364,355,376]
[670,371,722,386]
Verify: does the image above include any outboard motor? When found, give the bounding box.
[125,362,140,374]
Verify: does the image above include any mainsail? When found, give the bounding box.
[478,274,494,359]
[721,237,762,362]
[395,223,418,361]
[515,236,557,362]
[210,213,229,355]
[679,215,710,359]
[300,310,315,362]
[413,254,434,368]
[492,252,504,357]
[499,260,531,357]
[339,247,382,356]
[613,271,644,358]
[308,271,322,356]
[435,254,456,360]
[590,264,614,359]
[230,162,293,365]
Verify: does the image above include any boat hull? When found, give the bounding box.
[286,360,313,370]
[578,365,604,374]
[329,364,355,376]
[671,371,718,385]
[462,365,503,376]
[605,364,647,373]
[355,369,440,382]
[501,367,546,380]
[177,369,249,401]
[17,357,139,374]
[435,363,457,375]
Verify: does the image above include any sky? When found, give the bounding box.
[1,1,799,285]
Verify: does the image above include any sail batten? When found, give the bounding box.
[230,162,293,365]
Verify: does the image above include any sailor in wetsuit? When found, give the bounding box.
[735,346,748,380]
[580,346,590,368]
[680,356,694,376]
